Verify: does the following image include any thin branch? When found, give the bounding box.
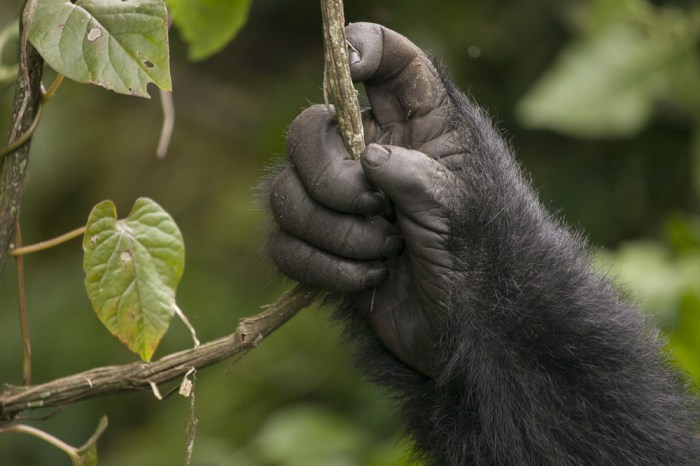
[320,0,365,160]
[14,222,31,386]
[1,284,322,422]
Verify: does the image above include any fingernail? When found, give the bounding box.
[382,235,405,257]
[363,144,390,168]
[366,264,388,287]
[355,191,384,215]
[348,47,361,66]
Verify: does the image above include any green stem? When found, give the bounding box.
[42,73,64,103]
[9,225,86,256]
[0,424,80,463]
[0,100,43,160]
[14,223,31,386]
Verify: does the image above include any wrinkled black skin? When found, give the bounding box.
[267,23,700,465]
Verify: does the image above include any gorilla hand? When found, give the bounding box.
[266,22,700,466]
[268,23,466,378]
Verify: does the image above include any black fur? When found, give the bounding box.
[327,62,700,465]
[265,23,700,463]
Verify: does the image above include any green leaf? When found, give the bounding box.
[166,0,251,61]
[580,0,652,36]
[76,416,109,466]
[667,293,700,392]
[665,214,700,255]
[595,240,700,326]
[0,22,19,84]
[83,198,185,361]
[694,122,700,197]
[26,0,172,97]
[255,405,371,466]
[77,441,98,466]
[515,22,687,137]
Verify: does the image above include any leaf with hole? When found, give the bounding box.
[83,198,185,361]
[26,0,172,97]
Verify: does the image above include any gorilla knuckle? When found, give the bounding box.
[268,168,295,216]
[286,104,331,156]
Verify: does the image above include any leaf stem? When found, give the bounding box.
[9,225,86,256]
[0,100,43,160]
[174,304,200,348]
[157,89,175,158]
[0,423,80,463]
[76,415,108,453]
[0,72,64,161]
[42,73,64,103]
[0,416,108,465]
[14,222,31,386]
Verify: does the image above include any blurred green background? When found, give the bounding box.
[0,0,698,464]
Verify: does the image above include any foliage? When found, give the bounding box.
[516,0,700,138]
[597,215,700,389]
[0,0,251,463]
[18,0,189,361]
[25,0,251,99]
[14,0,250,365]
[166,0,251,61]
[27,0,172,97]
[516,0,700,195]
[0,22,18,85]
[83,198,185,361]
[254,405,413,466]
[0,0,698,464]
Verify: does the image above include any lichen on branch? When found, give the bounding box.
[321,0,365,160]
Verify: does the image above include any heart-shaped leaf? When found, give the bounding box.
[27,0,172,97]
[83,198,185,361]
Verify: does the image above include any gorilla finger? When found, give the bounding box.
[287,105,383,215]
[270,169,404,259]
[361,144,456,232]
[269,229,388,293]
[346,23,447,126]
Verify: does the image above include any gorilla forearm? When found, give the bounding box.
[351,65,699,465]
[268,23,700,465]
